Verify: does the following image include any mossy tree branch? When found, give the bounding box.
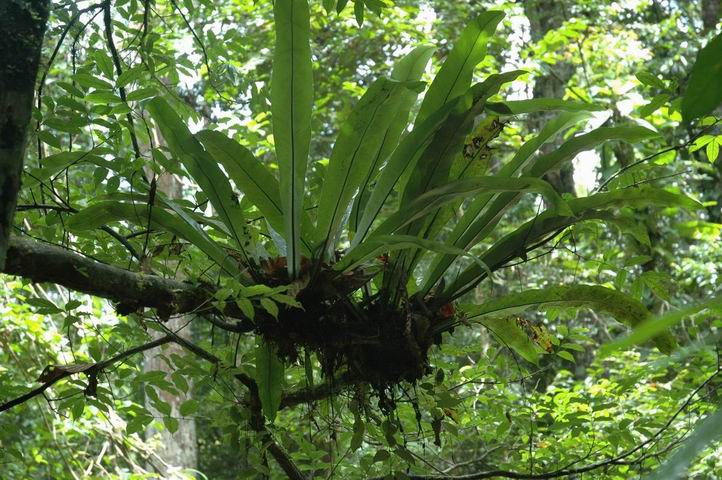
[3,236,255,330]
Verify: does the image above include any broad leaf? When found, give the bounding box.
[334,234,491,274]
[599,297,722,358]
[316,78,423,258]
[146,98,251,264]
[415,11,504,124]
[255,339,285,422]
[452,285,677,353]
[681,32,722,122]
[407,115,507,256]
[68,201,242,277]
[442,187,702,301]
[422,125,659,293]
[486,99,605,115]
[400,71,526,209]
[527,126,659,177]
[196,130,284,235]
[352,97,461,245]
[472,316,542,364]
[350,45,435,234]
[420,111,591,293]
[354,74,523,246]
[25,151,108,188]
[272,0,314,277]
[197,130,316,255]
[368,176,571,239]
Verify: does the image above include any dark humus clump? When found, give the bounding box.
[253,257,449,388]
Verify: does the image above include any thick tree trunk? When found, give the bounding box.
[524,0,576,196]
[0,0,50,267]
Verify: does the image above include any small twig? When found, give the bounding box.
[595,145,681,192]
[15,203,140,260]
[442,447,501,474]
[102,0,143,161]
[596,118,722,193]
[153,325,308,479]
[100,225,141,260]
[166,0,237,105]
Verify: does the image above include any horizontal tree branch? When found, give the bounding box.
[3,236,254,330]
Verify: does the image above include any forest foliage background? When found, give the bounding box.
[1,0,722,479]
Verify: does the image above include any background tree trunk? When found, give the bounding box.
[0,0,50,267]
[143,148,199,477]
[524,0,577,196]
[701,0,720,33]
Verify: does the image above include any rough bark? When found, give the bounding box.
[0,0,50,268]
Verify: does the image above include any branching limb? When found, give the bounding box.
[0,335,172,413]
[156,328,308,479]
[158,322,349,411]
[262,431,308,480]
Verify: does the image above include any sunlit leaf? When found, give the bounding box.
[272,0,314,276]
[681,32,722,122]
[415,11,504,124]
